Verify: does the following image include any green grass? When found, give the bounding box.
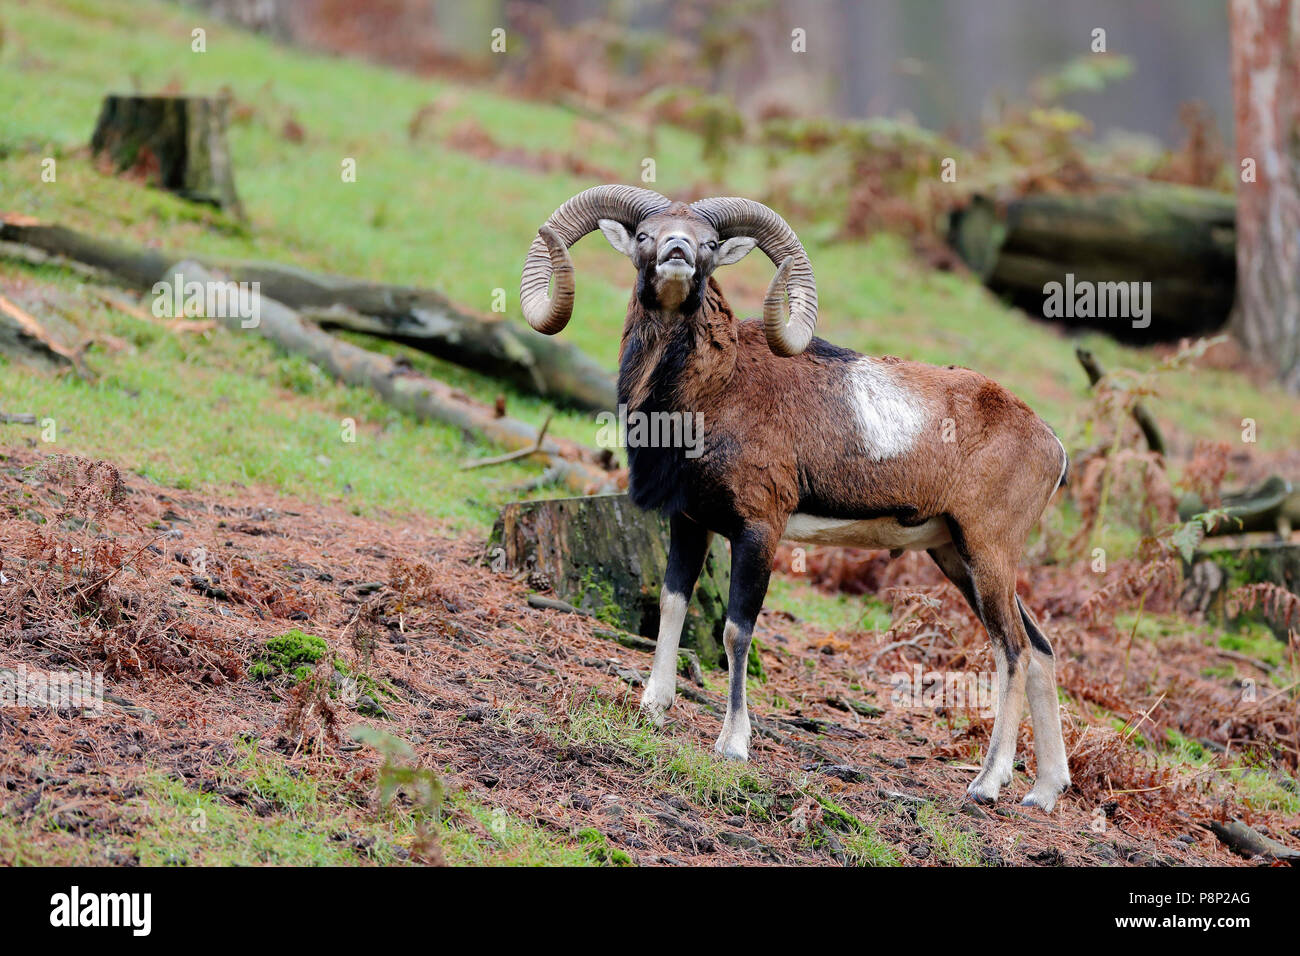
[1233,769,1300,815]
[805,792,902,866]
[551,693,770,813]
[0,745,408,865]
[0,740,607,866]
[1217,620,1289,669]
[842,826,903,867]
[914,801,983,866]
[1146,730,1300,816]
[440,796,606,867]
[1165,728,1210,765]
[0,260,555,527]
[766,576,893,634]
[133,770,377,866]
[1104,611,1291,686]
[1113,610,1189,645]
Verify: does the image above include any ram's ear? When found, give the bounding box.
[715,236,757,267]
[597,219,636,258]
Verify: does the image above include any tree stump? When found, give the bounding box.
[91,95,241,214]
[1182,540,1300,639]
[488,494,730,667]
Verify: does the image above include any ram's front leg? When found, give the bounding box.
[715,524,777,761]
[640,514,712,726]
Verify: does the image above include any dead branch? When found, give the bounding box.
[0,214,616,410]
[0,291,93,378]
[1075,347,1167,456]
[1203,819,1300,862]
[170,261,615,494]
[462,413,552,469]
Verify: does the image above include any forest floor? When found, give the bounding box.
[1,0,1298,867]
[2,445,1294,866]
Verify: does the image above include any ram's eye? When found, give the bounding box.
[637,233,649,242]
[706,240,719,250]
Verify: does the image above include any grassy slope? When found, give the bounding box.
[2,3,1297,687]
[4,0,1298,533]
[0,738,600,866]
[1,2,1297,866]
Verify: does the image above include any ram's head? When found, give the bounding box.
[520,185,819,356]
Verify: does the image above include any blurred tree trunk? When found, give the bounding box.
[1229,0,1300,392]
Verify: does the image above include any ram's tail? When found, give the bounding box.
[1052,431,1069,491]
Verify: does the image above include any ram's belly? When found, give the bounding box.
[781,513,950,552]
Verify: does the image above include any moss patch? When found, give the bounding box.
[250,628,328,680]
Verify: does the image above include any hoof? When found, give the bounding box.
[1021,777,1070,813]
[713,737,749,761]
[965,783,999,805]
[966,769,1010,804]
[639,685,674,728]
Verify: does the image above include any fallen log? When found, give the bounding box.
[222,262,617,411]
[169,262,616,495]
[0,215,616,411]
[91,94,242,214]
[489,493,732,667]
[947,184,1235,341]
[1204,819,1300,863]
[0,291,91,377]
[1179,475,1298,537]
[0,217,169,287]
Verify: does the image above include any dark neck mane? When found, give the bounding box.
[616,278,737,514]
[618,277,737,414]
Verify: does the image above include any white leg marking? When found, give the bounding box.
[714,619,751,760]
[1022,648,1071,812]
[640,589,687,727]
[967,643,1025,803]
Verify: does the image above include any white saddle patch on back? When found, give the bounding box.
[781,513,951,552]
[847,357,930,460]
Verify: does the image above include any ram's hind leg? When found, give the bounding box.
[929,544,1026,804]
[640,514,711,726]
[1017,596,1070,811]
[966,572,1029,803]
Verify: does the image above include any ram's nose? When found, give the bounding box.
[657,235,696,267]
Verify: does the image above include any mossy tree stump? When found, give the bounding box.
[488,494,730,667]
[91,94,241,214]
[1183,541,1300,639]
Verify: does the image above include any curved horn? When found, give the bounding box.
[689,196,817,356]
[521,185,671,334]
